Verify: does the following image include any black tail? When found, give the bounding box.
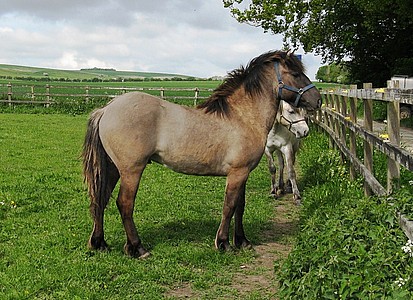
[82,108,112,218]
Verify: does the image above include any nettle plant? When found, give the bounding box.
[277,129,413,299]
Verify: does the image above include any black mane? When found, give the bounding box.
[196,50,304,117]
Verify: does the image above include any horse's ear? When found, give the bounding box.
[286,49,295,57]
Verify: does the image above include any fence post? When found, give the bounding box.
[363,83,373,196]
[349,85,358,180]
[31,86,35,100]
[85,86,89,102]
[339,94,347,163]
[160,88,165,99]
[45,84,51,107]
[387,100,400,192]
[325,92,334,147]
[332,92,341,152]
[7,82,12,106]
[194,88,199,106]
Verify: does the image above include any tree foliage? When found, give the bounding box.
[224,0,413,86]
[316,63,350,84]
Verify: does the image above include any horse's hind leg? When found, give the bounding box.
[116,166,149,258]
[89,162,119,250]
[284,147,301,205]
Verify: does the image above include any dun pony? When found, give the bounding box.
[82,50,321,257]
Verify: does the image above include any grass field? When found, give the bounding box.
[1,110,413,298]
[0,113,294,299]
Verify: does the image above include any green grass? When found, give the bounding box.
[2,80,410,298]
[0,113,281,299]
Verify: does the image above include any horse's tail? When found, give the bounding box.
[82,108,112,219]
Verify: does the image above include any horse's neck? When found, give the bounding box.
[229,88,277,136]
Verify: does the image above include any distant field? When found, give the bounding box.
[0,80,222,89]
[0,64,193,81]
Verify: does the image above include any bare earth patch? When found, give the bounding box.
[166,195,300,299]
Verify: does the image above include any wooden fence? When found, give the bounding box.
[314,83,413,196]
[313,83,413,239]
[0,83,214,106]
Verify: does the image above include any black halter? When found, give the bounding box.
[274,61,316,107]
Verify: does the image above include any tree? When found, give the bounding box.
[316,63,349,84]
[224,0,413,86]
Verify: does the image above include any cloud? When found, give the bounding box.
[0,0,321,78]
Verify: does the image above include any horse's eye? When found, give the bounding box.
[291,72,300,78]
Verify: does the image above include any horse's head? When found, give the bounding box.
[273,51,322,112]
[277,100,309,139]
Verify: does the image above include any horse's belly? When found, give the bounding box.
[150,152,228,176]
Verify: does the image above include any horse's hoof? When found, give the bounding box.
[88,236,109,251]
[138,251,151,259]
[294,195,302,206]
[124,243,150,258]
[215,239,232,252]
[234,238,252,250]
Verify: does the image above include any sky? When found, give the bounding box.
[0,0,323,80]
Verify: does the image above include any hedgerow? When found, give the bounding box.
[278,127,413,299]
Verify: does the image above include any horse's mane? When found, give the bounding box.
[196,50,304,117]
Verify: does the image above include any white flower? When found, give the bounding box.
[394,277,407,287]
[409,180,413,186]
[402,240,413,257]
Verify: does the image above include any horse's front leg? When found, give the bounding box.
[215,170,250,251]
[116,168,150,258]
[275,149,285,196]
[233,180,252,249]
[264,147,277,196]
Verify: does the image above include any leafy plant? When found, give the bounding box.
[277,127,413,299]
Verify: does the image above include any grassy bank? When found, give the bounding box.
[278,126,413,299]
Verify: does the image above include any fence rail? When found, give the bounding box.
[0,83,214,106]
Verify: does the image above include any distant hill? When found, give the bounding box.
[0,64,193,81]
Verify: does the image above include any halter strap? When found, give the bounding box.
[274,61,316,107]
[280,114,307,131]
[277,100,307,132]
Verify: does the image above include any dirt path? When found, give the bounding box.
[166,194,300,299]
[229,194,300,299]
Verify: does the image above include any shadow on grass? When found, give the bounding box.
[104,215,298,254]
